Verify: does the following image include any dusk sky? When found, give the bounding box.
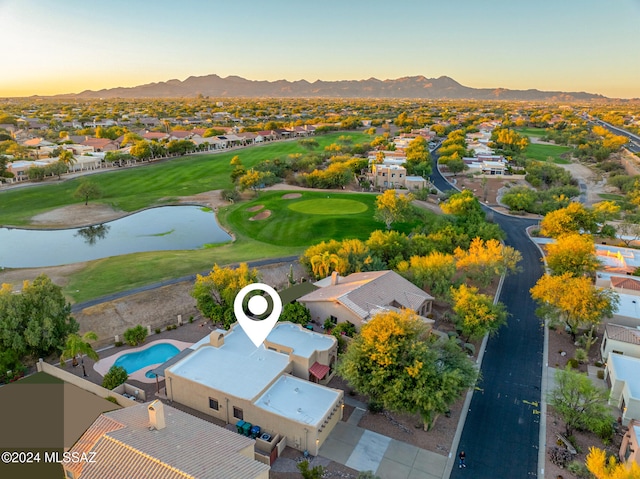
[2,0,639,98]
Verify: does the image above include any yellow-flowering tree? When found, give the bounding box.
[375,189,415,230]
[397,251,456,297]
[337,309,477,430]
[451,284,508,340]
[586,447,640,479]
[191,263,260,329]
[545,233,601,277]
[530,273,619,340]
[454,237,522,287]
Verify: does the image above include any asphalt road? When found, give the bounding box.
[430,154,545,478]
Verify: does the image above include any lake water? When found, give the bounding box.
[0,205,232,268]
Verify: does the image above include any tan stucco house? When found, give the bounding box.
[298,270,434,331]
[605,352,640,426]
[164,322,343,457]
[601,323,640,360]
[620,419,640,466]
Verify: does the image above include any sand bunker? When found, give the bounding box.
[281,193,302,199]
[246,204,264,212]
[249,210,272,221]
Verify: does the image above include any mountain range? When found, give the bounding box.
[63,74,606,101]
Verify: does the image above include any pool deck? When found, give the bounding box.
[94,339,193,384]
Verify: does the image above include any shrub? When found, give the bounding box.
[548,446,572,468]
[114,341,123,347]
[332,321,356,338]
[123,325,147,346]
[566,460,590,478]
[154,328,161,335]
[597,370,604,380]
[368,400,384,414]
[105,396,119,404]
[567,358,579,369]
[189,316,194,323]
[102,366,128,390]
[574,348,588,364]
[297,460,325,479]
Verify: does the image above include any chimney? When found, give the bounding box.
[210,331,224,348]
[330,271,339,286]
[148,400,166,430]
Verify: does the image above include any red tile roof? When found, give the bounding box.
[611,276,640,291]
[309,362,330,380]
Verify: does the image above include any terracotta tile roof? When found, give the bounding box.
[309,362,330,380]
[142,132,169,140]
[606,323,640,346]
[80,138,117,148]
[611,276,640,292]
[67,403,269,479]
[65,415,125,477]
[300,270,433,320]
[170,130,192,139]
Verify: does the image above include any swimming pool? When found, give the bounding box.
[114,343,180,375]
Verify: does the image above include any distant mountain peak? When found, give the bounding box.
[56,74,606,101]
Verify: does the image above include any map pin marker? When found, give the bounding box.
[234,283,282,348]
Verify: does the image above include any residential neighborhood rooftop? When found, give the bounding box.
[67,402,269,479]
[608,353,640,397]
[266,322,335,359]
[254,374,341,427]
[167,326,290,400]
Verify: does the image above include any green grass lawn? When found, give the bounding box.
[523,143,572,164]
[0,132,371,226]
[516,127,547,138]
[598,193,625,201]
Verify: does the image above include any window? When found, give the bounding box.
[330,315,338,325]
[233,407,243,420]
[209,398,219,410]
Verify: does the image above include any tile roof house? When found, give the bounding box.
[605,352,640,426]
[64,400,270,479]
[299,270,434,330]
[80,138,119,152]
[601,323,640,359]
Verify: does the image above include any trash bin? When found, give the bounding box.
[242,422,252,437]
[250,425,261,439]
[235,420,245,434]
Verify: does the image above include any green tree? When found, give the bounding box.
[374,189,415,230]
[123,325,148,346]
[337,309,477,430]
[60,331,99,376]
[297,460,325,479]
[548,367,612,437]
[28,165,46,181]
[11,275,79,357]
[102,365,128,390]
[446,158,466,176]
[74,179,102,205]
[280,302,311,325]
[47,160,68,180]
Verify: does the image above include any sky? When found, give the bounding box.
[1,0,639,99]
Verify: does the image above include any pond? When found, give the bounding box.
[0,205,232,268]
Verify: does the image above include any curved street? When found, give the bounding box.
[430,155,545,478]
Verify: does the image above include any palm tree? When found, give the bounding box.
[310,252,341,279]
[60,332,99,375]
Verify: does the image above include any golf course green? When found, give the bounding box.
[287,198,368,215]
